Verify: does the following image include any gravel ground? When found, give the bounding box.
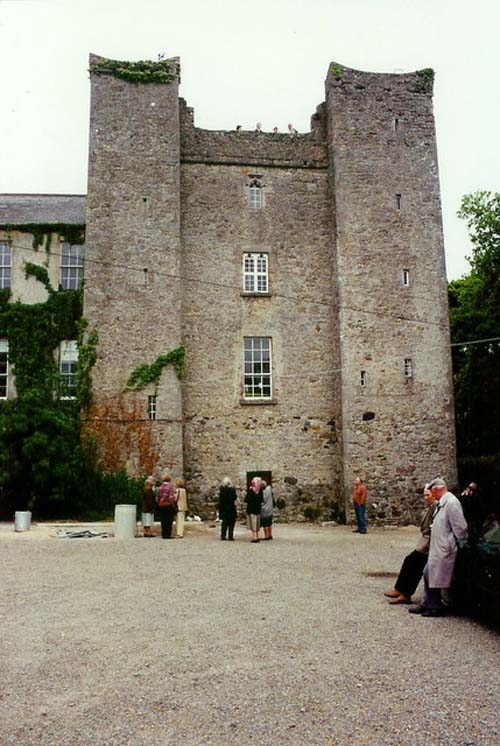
[1,521,498,746]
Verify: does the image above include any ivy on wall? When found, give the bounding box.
[414,68,435,94]
[0,223,85,251]
[90,57,177,85]
[127,346,185,391]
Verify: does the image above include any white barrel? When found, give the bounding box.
[114,504,137,539]
[14,511,32,532]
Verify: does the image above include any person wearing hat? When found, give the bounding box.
[409,477,468,617]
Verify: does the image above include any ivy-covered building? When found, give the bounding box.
[0,55,457,521]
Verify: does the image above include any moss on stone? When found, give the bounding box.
[90,57,177,85]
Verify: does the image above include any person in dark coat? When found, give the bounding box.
[218,477,238,541]
[141,477,156,537]
[244,476,263,543]
[384,485,437,604]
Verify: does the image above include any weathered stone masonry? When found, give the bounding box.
[1,57,456,522]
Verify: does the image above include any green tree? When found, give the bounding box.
[449,191,500,487]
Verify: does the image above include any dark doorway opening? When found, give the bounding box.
[246,471,272,488]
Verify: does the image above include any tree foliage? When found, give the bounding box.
[449,191,500,486]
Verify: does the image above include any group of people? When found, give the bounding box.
[383,476,469,617]
[141,474,188,540]
[141,474,274,543]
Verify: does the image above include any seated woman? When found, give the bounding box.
[384,485,437,604]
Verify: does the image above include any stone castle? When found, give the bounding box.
[0,56,457,521]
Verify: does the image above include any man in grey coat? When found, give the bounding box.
[409,477,468,617]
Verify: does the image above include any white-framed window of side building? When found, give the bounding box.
[60,242,85,290]
[0,339,9,398]
[60,340,78,398]
[243,252,269,293]
[244,337,272,400]
[0,241,12,289]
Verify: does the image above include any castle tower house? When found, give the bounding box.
[325,64,457,519]
[84,55,184,476]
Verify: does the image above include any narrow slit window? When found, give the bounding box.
[360,370,366,387]
[402,269,410,286]
[396,193,402,211]
[148,395,157,421]
[404,357,413,378]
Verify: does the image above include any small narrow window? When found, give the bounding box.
[393,117,400,132]
[0,242,12,289]
[0,339,9,398]
[402,269,410,286]
[404,357,413,378]
[148,395,157,421]
[360,370,366,387]
[249,179,263,209]
[396,193,402,211]
[243,253,268,293]
[243,337,272,400]
[60,340,78,398]
[60,242,85,290]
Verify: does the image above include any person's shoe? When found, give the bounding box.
[352,529,360,533]
[389,595,411,605]
[421,608,448,617]
[251,539,260,543]
[220,537,226,541]
[408,605,426,614]
[384,590,400,598]
[228,538,235,541]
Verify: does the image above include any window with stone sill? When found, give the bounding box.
[59,340,78,398]
[60,242,85,290]
[248,179,263,209]
[243,336,272,400]
[0,338,9,399]
[243,252,269,294]
[0,241,12,289]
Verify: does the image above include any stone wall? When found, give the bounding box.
[326,64,457,521]
[83,55,184,476]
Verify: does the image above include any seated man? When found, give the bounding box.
[409,477,468,617]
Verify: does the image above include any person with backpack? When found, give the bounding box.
[156,473,177,539]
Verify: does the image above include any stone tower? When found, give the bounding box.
[84,55,184,476]
[326,64,457,519]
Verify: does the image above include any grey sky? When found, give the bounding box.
[1,0,498,279]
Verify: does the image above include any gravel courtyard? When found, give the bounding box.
[1,522,498,746]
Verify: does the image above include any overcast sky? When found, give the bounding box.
[0,0,498,279]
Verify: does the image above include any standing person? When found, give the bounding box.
[384,485,437,604]
[409,477,468,617]
[175,479,188,539]
[261,479,274,541]
[218,477,238,541]
[352,477,368,534]
[141,477,156,537]
[156,473,177,540]
[245,476,263,543]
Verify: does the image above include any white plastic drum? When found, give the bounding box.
[114,504,137,539]
[14,511,32,532]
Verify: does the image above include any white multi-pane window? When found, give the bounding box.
[249,181,263,209]
[0,339,8,399]
[0,242,12,289]
[60,243,85,290]
[243,252,268,293]
[404,357,413,378]
[148,395,157,421]
[60,340,78,398]
[244,337,272,400]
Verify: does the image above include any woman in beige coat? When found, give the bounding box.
[175,479,188,538]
